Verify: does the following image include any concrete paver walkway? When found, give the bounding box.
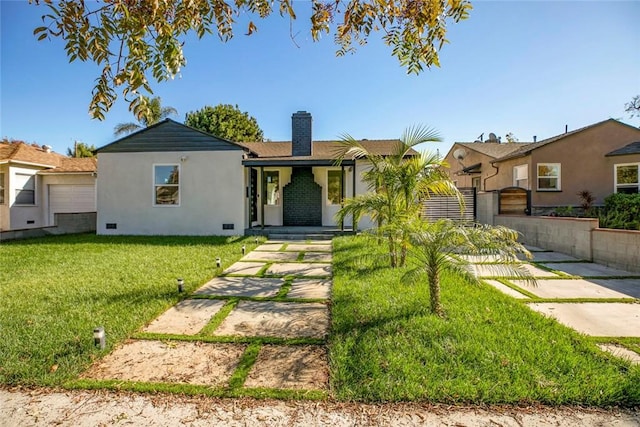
[82,239,333,392]
[482,247,640,363]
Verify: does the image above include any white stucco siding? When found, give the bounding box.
[8,165,44,230]
[0,164,9,230]
[97,151,245,235]
[354,161,375,230]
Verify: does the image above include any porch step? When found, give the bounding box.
[267,233,334,241]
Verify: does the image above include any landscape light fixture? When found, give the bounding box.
[93,327,106,349]
[216,257,221,268]
[254,237,258,244]
[177,278,184,293]
[242,245,246,255]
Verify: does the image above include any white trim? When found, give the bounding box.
[13,172,37,206]
[614,162,640,193]
[536,163,561,191]
[152,163,181,207]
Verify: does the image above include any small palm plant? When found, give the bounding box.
[114,96,178,136]
[335,125,461,268]
[405,220,536,317]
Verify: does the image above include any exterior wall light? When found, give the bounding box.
[93,327,106,349]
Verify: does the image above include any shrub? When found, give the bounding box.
[599,193,640,230]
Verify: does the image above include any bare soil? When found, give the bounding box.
[2,388,639,426]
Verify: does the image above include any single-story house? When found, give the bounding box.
[0,142,97,231]
[444,119,640,214]
[96,111,404,236]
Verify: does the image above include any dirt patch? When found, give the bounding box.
[245,345,329,390]
[83,340,246,386]
[213,301,329,339]
[3,388,640,427]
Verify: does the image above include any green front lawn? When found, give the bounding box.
[1,233,639,406]
[330,236,640,405]
[0,233,252,386]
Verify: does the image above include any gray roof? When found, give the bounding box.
[606,141,640,157]
[97,119,248,153]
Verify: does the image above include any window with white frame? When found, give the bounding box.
[327,170,342,205]
[154,165,180,205]
[0,172,5,204]
[471,177,481,190]
[615,164,639,194]
[513,164,528,189]
[14,173,36,205]
[264,171,280,205]
[537,163,561,191]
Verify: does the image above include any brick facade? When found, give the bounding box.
[283,167,322,226]
[291,111,312,156]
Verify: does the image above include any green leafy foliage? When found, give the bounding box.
[599,193,640,230]
[66,141,96,157]
[625,95,640,118]
[185,104,264,142]
[30,0,471,120]
[113,96,177,136]
[335,124,461,267]
[405,220,534,316]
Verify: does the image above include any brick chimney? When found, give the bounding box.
[291,111,312,156]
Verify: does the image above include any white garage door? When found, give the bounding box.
[49,185,96,214]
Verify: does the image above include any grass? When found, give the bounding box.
[329,236,640,406]
[0,233,256,386]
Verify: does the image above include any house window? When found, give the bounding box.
[513,164,529,189]
[615,164,639,194]
[537,163,561,191]
[264,171,280,205]
[14,173,36,205]
[0,172,5,204]
[327,170,342,205]
[154,165,180,205]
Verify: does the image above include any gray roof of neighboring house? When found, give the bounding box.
[605,141,640,157]
[495,118,640,161]
[96,119,247,153]
[453,142,530,159]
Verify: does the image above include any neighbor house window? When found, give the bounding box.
[327,170,342,205]
[14,173,36,205]
[154,165,180,205]
[472,177,481,190]
[537,163,561,191]
[264,171,280,205]
[615,164,639,194]
[513,164,529,189]
[0,172,5,204]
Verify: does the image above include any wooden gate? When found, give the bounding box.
[499,187,530,215]
[421,188,475,222]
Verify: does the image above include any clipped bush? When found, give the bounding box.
[599,193,640,230]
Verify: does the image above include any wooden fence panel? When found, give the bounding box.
[499,187,530,215]
[421,188,475,222]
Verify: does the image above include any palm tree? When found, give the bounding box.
[405,220,536,317]
[335,125,461,267]
[114,96,178,136]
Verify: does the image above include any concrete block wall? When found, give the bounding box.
[593,229,640,273]
[476,192,498,225]
[0,212,96,241]
[494,215,597,260]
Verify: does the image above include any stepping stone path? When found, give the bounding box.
[83,239,332,392]
[480,247,640,364]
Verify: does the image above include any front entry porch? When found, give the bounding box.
[244,225,354,240]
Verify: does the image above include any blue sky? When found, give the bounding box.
[1,1,639,156]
